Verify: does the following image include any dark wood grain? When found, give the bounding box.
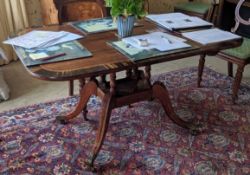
[25,20,242,82]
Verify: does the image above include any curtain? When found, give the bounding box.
[0,0,29,65]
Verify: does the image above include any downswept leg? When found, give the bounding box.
[56,81,98,124]
[89,93,113,168]
[152,82,203,134]
[152,82,190,129]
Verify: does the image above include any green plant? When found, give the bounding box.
[105,0,112,7]
[105,0,147,18]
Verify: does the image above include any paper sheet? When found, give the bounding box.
[147,13,213,31]
[3,31,83,49]
[147,13,189,21]
[122,32,190,52]
[182,28,241,45]
[38,32,83,48]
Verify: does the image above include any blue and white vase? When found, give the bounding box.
[117,15,135,38]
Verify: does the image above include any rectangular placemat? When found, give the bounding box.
[108,40,196,62]
[15,41,92,67]
[71,17,141,34]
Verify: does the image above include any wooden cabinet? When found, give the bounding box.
[40,0,59,25]
[53,0,107,24]
[39,0,107,25]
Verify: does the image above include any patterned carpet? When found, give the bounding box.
[0,67,250,175]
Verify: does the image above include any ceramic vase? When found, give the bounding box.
[117,15,135,38]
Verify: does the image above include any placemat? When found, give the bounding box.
[72,17,141,34]
[15,41,92,67]
[108,40,196,62]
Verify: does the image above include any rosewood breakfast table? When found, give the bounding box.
[22,20,242,168]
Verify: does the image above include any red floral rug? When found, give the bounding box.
[0,67,250,175]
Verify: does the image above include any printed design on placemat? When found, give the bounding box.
[72,17,140,34]
[108,40,196,62]
[15,41,92,67]
[72,17,117,34]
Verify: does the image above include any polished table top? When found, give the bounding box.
[26,20,242,81]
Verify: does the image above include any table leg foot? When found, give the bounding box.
[189,122,206,135]
[152,82,204,133]
[56,115,70,124]
[90,93,113,167]
[83,108,89,121]
[85,161,98,172]
[56,81,98,123]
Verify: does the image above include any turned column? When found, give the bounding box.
[109,73,116,95]
[79,78,88,120]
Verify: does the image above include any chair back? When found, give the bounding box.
[53,0,107,24]
[206,0,220,23]
[232,0,250,33]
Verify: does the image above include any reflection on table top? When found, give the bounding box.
[26,20,242,81]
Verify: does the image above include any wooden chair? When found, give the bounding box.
[197,0,250,103]
[53,0,107,96]
[174,0,219,22]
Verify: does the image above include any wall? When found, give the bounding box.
[148,0,188,13]
[148,0,214,13]
[39,0,58,25]
[24,0,214,26]
[25,0,43,26]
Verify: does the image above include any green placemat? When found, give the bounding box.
[72,17,117,34]
[15,41,92,67]
[108,40,196,62]
[71,17,141,34]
